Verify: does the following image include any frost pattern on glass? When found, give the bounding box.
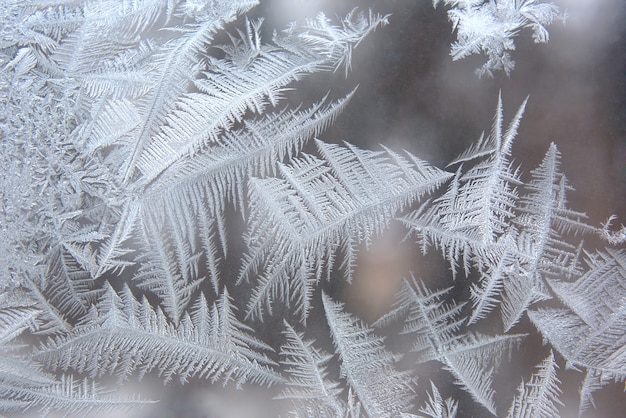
[1,1,624,417]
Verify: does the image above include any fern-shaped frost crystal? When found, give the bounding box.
[380,276,525,415]
[35,284,283,387]
[277,321,345,417]
[507,350,563,418]
[401,94,526,276]
[529,248,626,411]
[412,381,458,418]
[323,293,415,417]
[242,141,452,321]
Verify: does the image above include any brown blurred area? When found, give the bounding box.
[342,224,415,322]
